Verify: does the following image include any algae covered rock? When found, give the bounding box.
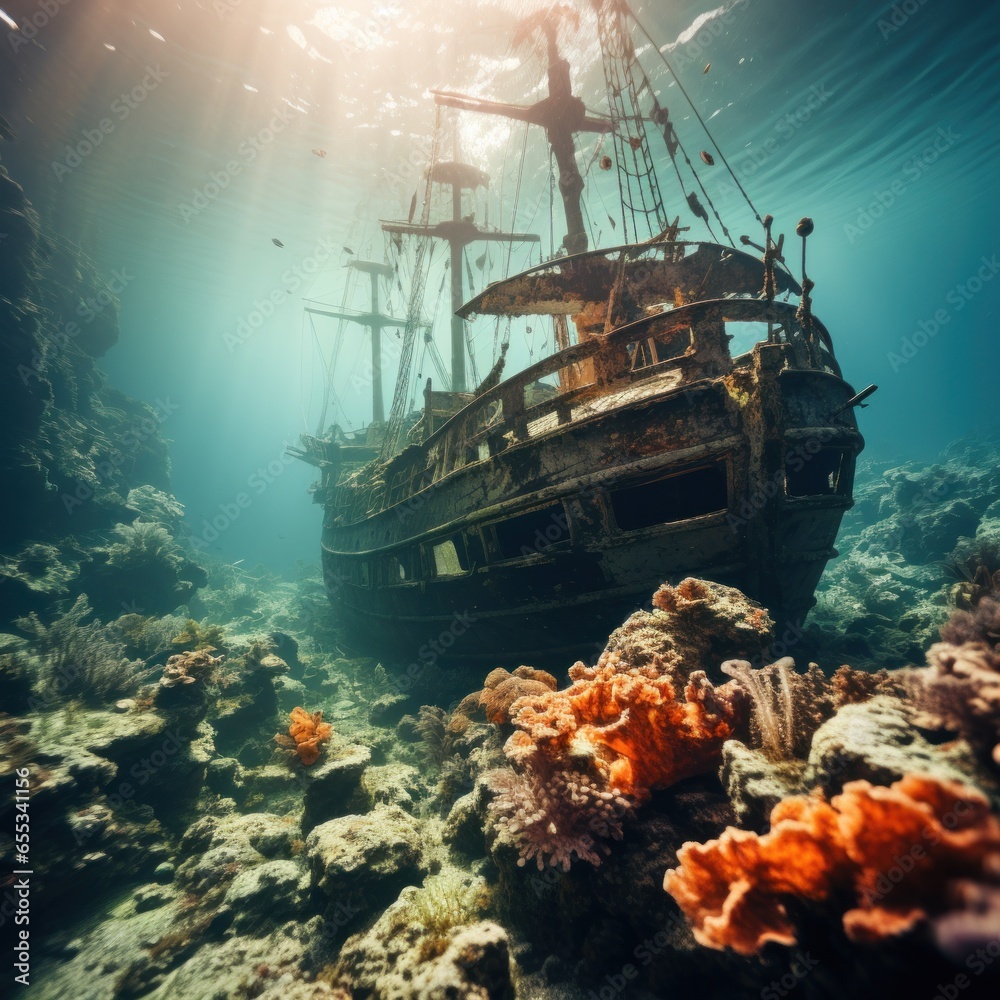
[720,740,805,829]
[805,695,982,793]
[306,804,427,918]
[300,742,371,834]
[332,869,509,1000]
[222,859,309,932]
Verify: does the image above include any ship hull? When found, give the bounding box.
[315,316,863,667]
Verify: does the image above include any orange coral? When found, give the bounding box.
[663,774,1000,955]
[275,706,332,766]
[507,654,741,801]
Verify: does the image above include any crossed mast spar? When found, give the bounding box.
[381,161,538,394]
[305,260,401,426]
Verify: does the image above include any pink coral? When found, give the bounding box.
[486,763,634,871]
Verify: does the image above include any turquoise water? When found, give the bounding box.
[0,0,996,572]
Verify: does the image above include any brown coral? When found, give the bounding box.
[663,774,1000,955]
[159,648,223,688]
[909,642,1000,767]
[275,706,332,766]
[602,578,775,681]
[452,665,558,729]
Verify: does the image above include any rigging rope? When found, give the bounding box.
[624,0,762,226]
[378,107,444,461]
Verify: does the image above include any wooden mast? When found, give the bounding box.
[381,162,539,393]
[431,8,610,258]
[305,259,402,425]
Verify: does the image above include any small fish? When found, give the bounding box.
[703,62,711,74]
[233,558,245,565]
[343,246,354,255]
[408,191,417,223]
[700,150,715,166]
[312,148,326,158]
[272,238,284,247]
[0,114,15,142]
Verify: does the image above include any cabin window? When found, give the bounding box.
[785,447,846,497]
[353,559,370,587]
[628,328,691,371]
[492,503,570,560]
[383,549,417,584]
[431,538,465,577]
[610,464,728,531]
[725,321,772,356]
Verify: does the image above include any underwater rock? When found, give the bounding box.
[221,859,310,933]
[367,690,411,727]
[332,871,509,1000]
[804,695,983,794]
[444,782,491,859]
[134,883,177,914]
[720,740,805,829]
[359,761,422,812]
[205,756,246,801]
[306,804,428,921]
[176,812,302,896]
[300,742,371,834]
[212,648,287,765]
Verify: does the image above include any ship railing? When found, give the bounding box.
[350,299,838,520]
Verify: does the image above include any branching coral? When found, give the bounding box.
[487,763,634,871]
[908,566,1000,766]
[909,642,1000,766]
[275,706,332,766]
[663,774,1000,955]
[16,594,144,704]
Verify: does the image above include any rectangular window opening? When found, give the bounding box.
[493,503,570,560]
[785,447,846,497]
[610,464,728,531]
